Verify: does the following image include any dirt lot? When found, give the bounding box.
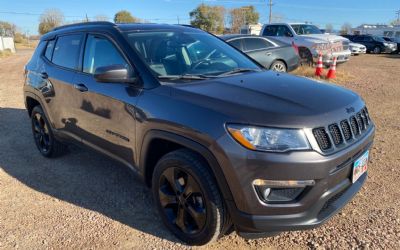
[0,51,399,249]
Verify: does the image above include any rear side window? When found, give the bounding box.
[228,39,242,50]
[52,34,83,70]
[263,26,278,36]
[243,38,273,51]
[44,40,55,60]
[83,35,128,74]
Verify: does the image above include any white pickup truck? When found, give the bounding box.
[260,23,351,65]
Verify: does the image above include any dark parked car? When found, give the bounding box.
[221,35,299,72]
[382,37,400,53]
[24,22,375,245]
[343,34,397,54]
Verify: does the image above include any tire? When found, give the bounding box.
[270,60,287,72]
[152,149,227,245]
[373,46,381,54]
[31,105,66,158]
[299,47,313,66]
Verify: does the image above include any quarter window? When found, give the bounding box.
[52,34,83,70]
[228,39,242,50]
[83,35,128,74]
[243,38,273,51]
[44,40,55,60]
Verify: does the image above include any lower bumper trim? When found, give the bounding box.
[230,173,367,236]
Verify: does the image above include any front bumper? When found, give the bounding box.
[216,124,375,236]
[351,47,366,54]
[312,50,352,65]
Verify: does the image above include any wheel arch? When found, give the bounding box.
[25,92,43,117]
[139,130,234,203]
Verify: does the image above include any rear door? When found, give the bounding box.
[242,37,275,68]
[42,33,85,141]
[73,33,140,166]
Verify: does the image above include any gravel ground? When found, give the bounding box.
[0,51,399,249]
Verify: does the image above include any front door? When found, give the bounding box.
[73,34,141,167]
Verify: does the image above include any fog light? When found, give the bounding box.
[253,179,315,203]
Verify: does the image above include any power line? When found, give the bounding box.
[268,0,273,23]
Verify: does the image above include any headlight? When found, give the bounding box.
[227,125,310,152]
[383,42,389,46]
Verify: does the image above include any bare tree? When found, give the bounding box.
[325,23,334,33]
[340,22,352,35]
[229,6,259,34]
[38,9,64,35]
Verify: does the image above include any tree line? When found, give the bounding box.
[2,4,400,36]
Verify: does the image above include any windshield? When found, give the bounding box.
[124,30,260,80]
[291,24,322,35]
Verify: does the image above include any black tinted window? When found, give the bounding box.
[52,34,83,70]
[244,38,273,51]
[263,26,278,36]
[228,39,242,50]
[83,35,128,74]
[44,40,55,60]
[276,25,293,37]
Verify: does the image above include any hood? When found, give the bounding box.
[170,71,363,128]
[300,34,349,43]
[350,42,366,48]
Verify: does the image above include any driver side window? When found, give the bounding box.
[83,35,129,74]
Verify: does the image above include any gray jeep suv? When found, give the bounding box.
[24,22,375,245]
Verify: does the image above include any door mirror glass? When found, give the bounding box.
[94,65,136,83]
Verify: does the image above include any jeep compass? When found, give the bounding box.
[24,22,375,245]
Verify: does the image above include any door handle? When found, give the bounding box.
[266,52,272,56]
[74,83,88,92]
[40,72,48,79]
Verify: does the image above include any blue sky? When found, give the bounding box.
[0,0,398,35]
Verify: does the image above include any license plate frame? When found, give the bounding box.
[352,150,369,183]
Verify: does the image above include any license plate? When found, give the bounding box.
[352,151,369,183]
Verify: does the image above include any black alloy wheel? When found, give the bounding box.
[158,167,207,234]
[152,149,228,245]
[31,105,66,157]
[32,111,51,154]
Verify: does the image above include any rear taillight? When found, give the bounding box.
[292,41,299,55]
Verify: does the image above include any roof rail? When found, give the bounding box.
[52,21,116,31]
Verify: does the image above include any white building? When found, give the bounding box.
[239,23,263,35]
[0,36,16,53]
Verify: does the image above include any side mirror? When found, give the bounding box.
[94,65,137,84]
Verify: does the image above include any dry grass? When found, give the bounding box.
[0,49,13,58]
[292,65,355,84]
[15,40,39,49]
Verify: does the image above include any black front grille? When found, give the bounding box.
[329,124,343,145]
[356,112,365,130]
[350,116,360,136]
[340,120,352,141]
[313,107,371,152]
[313,128,332,150]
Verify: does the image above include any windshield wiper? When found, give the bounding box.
[217,68,260,76]
[157,74,214,80]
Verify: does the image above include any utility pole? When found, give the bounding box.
[396,10,400,24]
[85,13,89,22]
[268,0,274,23]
